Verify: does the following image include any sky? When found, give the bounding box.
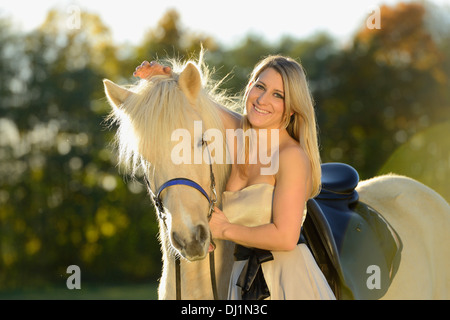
[1,0,449,47]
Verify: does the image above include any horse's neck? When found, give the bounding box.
[158,227,234,300]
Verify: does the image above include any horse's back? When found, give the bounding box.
[357,174,449,207]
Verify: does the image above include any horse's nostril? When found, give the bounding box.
[172,232,185,250]
[195,224,208,244]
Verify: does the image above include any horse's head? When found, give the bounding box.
[104,62,229,261]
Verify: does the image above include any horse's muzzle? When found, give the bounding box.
[171,224,210,261]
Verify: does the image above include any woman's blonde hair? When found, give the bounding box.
[240,55,322,198]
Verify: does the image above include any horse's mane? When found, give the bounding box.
[108,54,233,195]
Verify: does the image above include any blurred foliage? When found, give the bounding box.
[0,2,449,290]
[379,121,450,202]
[319,3,450,175]
[0,9,160,290]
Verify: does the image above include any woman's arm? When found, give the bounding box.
[210,146,311,251]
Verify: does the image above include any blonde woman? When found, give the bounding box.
[134,56,335,300]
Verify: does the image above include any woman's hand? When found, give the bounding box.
[133,60,172,79]
[209,207,231,240]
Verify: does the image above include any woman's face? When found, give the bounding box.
[246,68,286,130]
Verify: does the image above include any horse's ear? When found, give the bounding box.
[178,62,201,104]
[103,79,132,108]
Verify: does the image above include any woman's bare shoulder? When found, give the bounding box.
[278,140,311,174]
[215,103,242,130]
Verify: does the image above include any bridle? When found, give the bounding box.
[149,138,217,224]
[143,138,218,300]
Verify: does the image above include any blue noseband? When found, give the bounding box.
[154,177,211,211]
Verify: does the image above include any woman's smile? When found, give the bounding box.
[253,104,270,115]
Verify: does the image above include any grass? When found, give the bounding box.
[0,283,159,300]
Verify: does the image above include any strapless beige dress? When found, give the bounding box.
[222,183,336,300]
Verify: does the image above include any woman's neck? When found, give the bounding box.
[252,126,290,152]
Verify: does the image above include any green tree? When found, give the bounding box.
[0,9,160,290]
[318,2,450,178]
[124,9,217,75]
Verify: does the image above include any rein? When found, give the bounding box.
[144,139,219,300]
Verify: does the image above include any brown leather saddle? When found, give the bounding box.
[301,162,402,300]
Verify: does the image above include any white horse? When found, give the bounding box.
[104,60,234,299]
[104,59,450,299]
